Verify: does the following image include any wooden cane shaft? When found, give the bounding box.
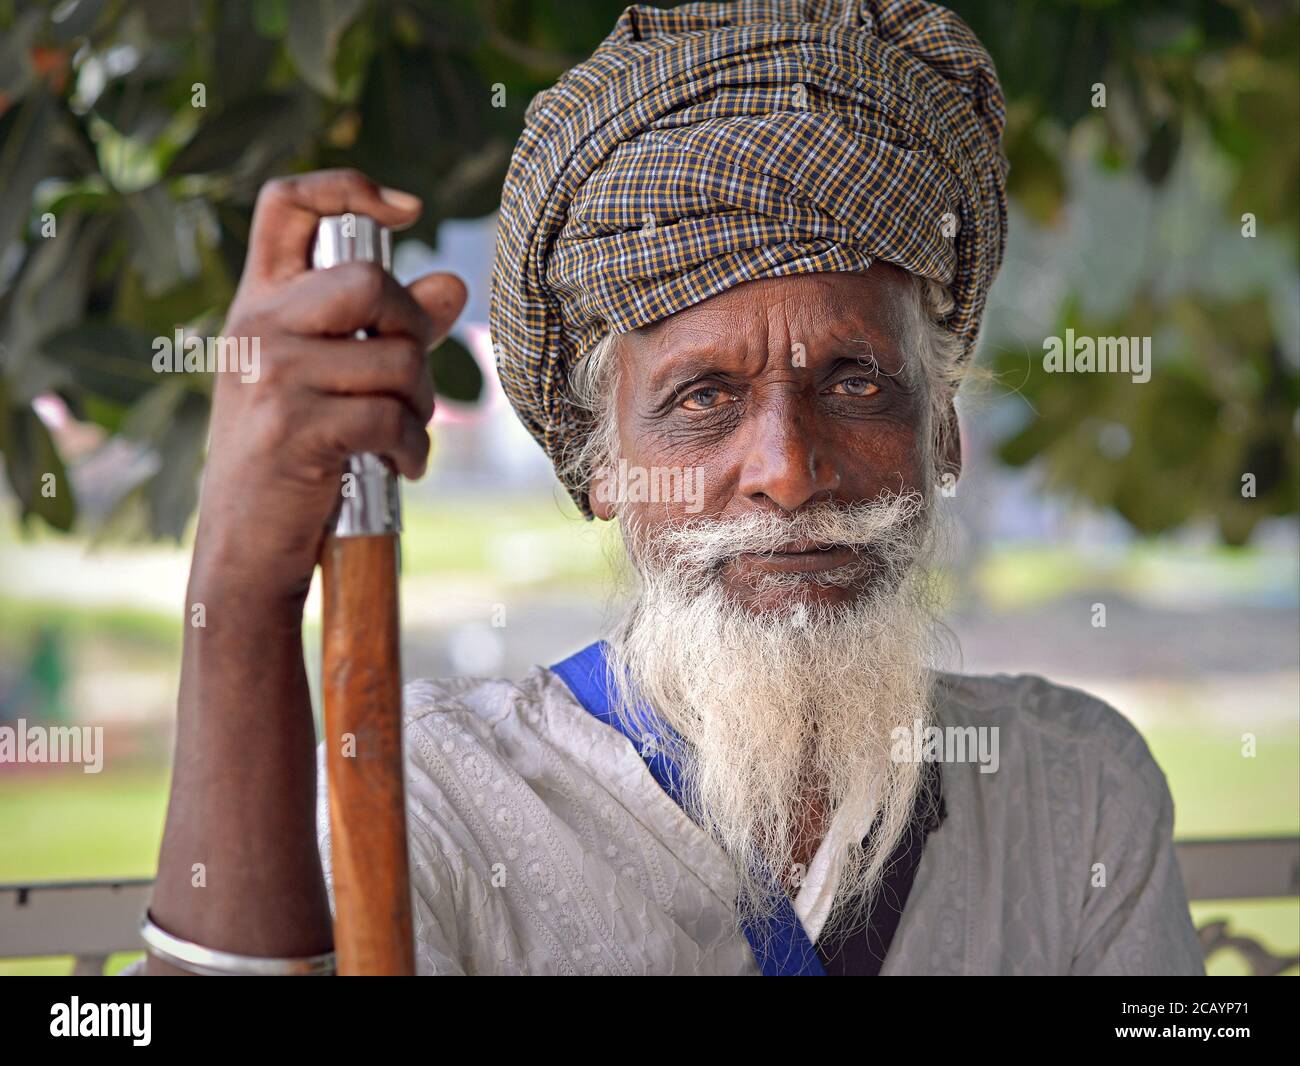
[321,532,414,975]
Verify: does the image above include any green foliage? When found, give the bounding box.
[954,0,1300,542]
[0,0,628,538]
[0,0,1296,541]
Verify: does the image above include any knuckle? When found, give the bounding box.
[358,397,400,446]
[349,261,387,307]
[257,175,292,209]
[246,313,280,345]
[333,166,370,189]
[398,339,427,386]
[235,301,273,338]
[380,398,405,442]
[258,394,296,449]
[255,347,288,387]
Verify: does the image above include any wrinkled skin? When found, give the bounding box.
[590,266,957,614]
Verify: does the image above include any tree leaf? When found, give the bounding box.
[0,379,76,531]
[1141,117,1182,185]
[119,378,189,445]
[429,334,483,404]
[2,212,114,400]
[143,388,208,539]
[167,94,306,176]
[253,0,290,38]
[286,0,365,97]
[40,319,169,408]
[0,91,58,255]
[0,8,42,100]
[124,185,187,295]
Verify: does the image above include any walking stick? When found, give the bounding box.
[312,215,415,975]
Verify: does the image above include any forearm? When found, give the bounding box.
[146,533,332,974]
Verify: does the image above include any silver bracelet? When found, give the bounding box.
[140,912,336,976]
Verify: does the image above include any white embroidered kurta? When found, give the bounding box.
[315,666,1206,976]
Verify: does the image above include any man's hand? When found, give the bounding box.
[198,168,467,602]
[147,170,465,973]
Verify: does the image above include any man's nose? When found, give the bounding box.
[735,395,841,511]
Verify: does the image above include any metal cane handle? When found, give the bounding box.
[311,214,402,537]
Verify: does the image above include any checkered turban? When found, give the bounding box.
[490,0,1009,515]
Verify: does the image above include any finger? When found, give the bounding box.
[312,395,432,481]
[277,335,435,424]
[272,262,436,346]
[405,272,469,349]
[244,169,422,286]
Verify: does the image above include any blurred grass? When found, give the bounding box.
[1150,722,1300,839]
[0,494,614,596]
[977,541,1299,610]
[0,766,169,882]
[398,496,615,586]
[0,595,181,655]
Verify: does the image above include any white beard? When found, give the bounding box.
[604,489,951,940]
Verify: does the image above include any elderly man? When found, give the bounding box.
[144,0,1204,975]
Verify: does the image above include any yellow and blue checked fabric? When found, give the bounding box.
[491,0,1009,515]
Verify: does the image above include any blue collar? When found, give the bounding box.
[551,640,826,976]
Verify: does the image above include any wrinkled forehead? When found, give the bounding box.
[619,266,917,379]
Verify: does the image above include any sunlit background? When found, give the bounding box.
[1,0,1296,975]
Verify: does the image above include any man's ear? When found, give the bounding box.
[588,467,616,521]
[587,457,616,520]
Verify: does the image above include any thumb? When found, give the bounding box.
[407,272,469,350]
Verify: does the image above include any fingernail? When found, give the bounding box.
[379,186,421,211]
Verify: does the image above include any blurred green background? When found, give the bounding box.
[0,0,1296,976]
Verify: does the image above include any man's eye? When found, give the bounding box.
[680,386,731,410]
[830,377,880,397]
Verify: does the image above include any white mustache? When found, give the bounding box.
[639,489,928,575]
